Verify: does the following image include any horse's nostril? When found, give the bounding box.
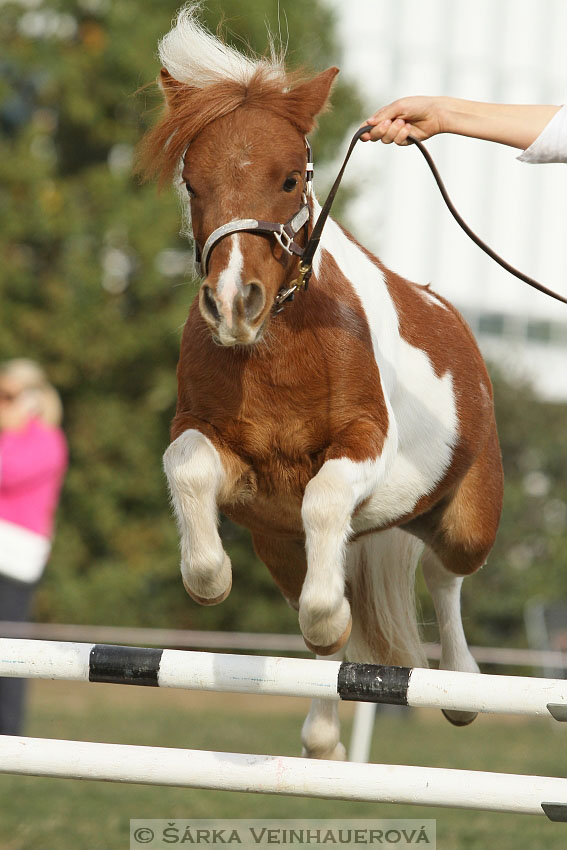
[243,281,265,321]
[202,285,220,323]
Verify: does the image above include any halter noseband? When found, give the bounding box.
[196,205,310,278]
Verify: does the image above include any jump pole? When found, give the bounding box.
[1,735,566,819]
[1,638,566,720]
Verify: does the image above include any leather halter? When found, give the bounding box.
[193,138,314,311]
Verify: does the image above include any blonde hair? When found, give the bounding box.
[0,359,63,427]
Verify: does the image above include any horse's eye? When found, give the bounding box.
[185,182,195,198]
[282,176,298,193]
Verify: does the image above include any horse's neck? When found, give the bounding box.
[309,195,401,394]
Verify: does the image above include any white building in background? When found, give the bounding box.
[325,0,567,400]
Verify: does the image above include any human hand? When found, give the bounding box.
[0,387,29,431]
[360,96,445,144]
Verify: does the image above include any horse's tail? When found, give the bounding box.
[346,528,428,668]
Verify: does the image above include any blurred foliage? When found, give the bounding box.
[1,1,565,650]
[0,0,360,634]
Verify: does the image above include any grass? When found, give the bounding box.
[0,679,566,849]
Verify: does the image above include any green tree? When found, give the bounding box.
[0,0,362,632]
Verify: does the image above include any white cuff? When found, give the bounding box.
[0,519,50,583]
[517,104,567,164]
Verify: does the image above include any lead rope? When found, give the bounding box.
[407,134,567,306]
[294,124,567,306]
[289,125,371,293]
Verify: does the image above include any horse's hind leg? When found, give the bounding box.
[422,549,480,725]
[418,422,503,726]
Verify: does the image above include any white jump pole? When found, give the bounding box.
[1,638,566,720]
[1,735,566,819]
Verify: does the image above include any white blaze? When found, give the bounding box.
[216,235,244,329]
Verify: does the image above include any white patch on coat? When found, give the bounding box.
[216,235,243,328]
[310,199,459,531]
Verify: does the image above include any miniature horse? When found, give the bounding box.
[139,6,503,759]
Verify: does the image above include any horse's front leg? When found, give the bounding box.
[299,443,388,655]
[163,427,243,605]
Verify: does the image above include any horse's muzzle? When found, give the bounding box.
[199,280,267,346]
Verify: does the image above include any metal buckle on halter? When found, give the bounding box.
[273,284,297,313]
[273,261,312,314]
[274,225,294,255]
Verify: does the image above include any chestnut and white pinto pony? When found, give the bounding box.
[139,6,503,760]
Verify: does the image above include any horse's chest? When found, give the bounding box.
[220,414,324,537]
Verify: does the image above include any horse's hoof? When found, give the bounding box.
[183,575,232,606]
[303,617,352,656]
[302,742,347,761]
[441,708,478,727]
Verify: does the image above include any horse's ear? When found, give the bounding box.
[159,68,177,103]
[159,68,198,105]
[286,66,339,132]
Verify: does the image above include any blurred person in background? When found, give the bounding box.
[0,359,67,735]
[361,97,567,163]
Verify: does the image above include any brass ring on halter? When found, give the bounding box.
[297,261,311,289]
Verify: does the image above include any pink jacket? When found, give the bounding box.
[0,418,67,539]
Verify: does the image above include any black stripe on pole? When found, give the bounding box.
[89,644,163,686]
[337,662,411,705]
[541,803,567,822]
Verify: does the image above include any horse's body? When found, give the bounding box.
[141,6,503,759]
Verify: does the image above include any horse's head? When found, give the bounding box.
[139,7,337,346]
[180,81,336,347]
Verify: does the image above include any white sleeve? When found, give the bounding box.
[517,104,567,163]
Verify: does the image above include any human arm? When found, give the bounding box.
[360,96,562,150]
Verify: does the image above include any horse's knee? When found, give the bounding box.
[163,429,222,497]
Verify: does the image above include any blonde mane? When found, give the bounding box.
[158,3,285,89]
